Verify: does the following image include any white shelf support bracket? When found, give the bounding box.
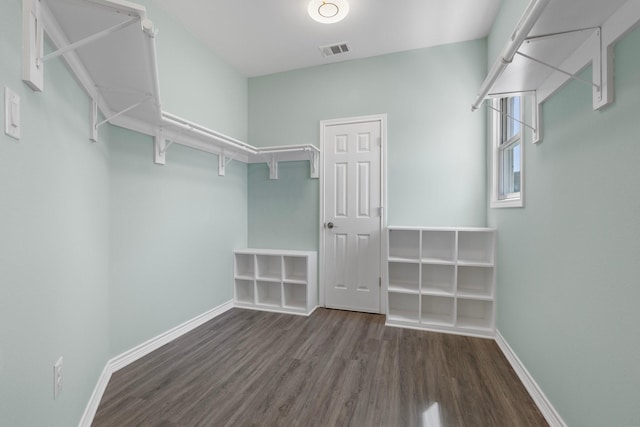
[486,104,538,134]
[533,93,543,144]
[89,100,98,143]
[22,0,44,91]
[38,17,139,66]
[268,156,278,180]
[516,51,601,92]
[218,151,237,177]
[218,150,227,176]
[594,28,613,110]
[95,96,151,129]
[308,149,319,179]
[154,129,167,165]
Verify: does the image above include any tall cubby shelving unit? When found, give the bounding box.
[234,249,318,316]
[386,227,496,338]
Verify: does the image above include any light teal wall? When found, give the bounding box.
[487,3,640,426]
[0,0,248,424]
[107,0,249,357]
[248,162,318,250]
[248,40,488,249]
[0,1,109,425]
[108,127,247,355]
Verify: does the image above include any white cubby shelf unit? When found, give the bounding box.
[234,249,318,316]
[386,227,496,338]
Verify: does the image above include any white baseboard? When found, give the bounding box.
[78,300,234,427]
[495,330,567,427]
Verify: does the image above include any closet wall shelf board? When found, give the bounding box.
[25,0,319,179]
[473,0,640,144]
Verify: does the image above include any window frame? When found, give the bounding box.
[490,96,524,209]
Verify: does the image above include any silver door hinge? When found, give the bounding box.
[379,277,382,288]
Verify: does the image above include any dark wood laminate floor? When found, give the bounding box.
[93,308,547,427]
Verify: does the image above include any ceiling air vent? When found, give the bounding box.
[319,42,350,58]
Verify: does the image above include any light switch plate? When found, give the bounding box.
[4,87,21,140]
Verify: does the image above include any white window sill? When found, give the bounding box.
[491,197,523,209]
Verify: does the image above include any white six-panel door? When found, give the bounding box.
[322,117,383,313]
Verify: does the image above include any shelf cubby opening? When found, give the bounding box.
[283,282,306,310]
[457,266,493,298]
[388,293,419,323]
[256,255,282,281]
[422,230,455,263]
[283,256,308,283]
[388,262,420,294]
[421,264,455,296]
[458,231,494,265]
[421,295,455,326]
[234,279,255,304]
[388,229,420,261]
[256,280,282,307]
[457,299,493,330]
[235,254,255,278]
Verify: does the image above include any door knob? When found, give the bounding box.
[326,222,335,229]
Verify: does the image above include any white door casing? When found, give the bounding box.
[320,115,386,314]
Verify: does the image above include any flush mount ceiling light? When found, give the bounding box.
[308,0,349,24]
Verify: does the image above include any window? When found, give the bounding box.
[491,96,523,208]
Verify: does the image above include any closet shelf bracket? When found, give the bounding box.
[486,104,537,133]
[22,0,44,91]
[38,17,139,66]
[253,145,320,180]
[267,156,278,180]
[95,96,152,130]
[218,150,237,177]
[308,148,319,179]
[486,92,542,144]
[90,100,98,142]
[154,129,167,165]
[515,48,601,92]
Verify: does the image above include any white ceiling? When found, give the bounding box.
[152,0,502,77]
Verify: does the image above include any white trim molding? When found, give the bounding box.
[495,330,567,427]
[78,300,234,427]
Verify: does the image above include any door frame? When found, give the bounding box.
[318,114,388,313]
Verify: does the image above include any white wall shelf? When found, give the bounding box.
[233,249,317,316]
[25,0,319,179]
[472,0,640,144]
[386,227,496,338]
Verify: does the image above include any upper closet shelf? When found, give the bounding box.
[23,0,319,179]
[472,0,640,142]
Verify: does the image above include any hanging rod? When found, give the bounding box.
[472,0,552,111]
[162,112,253,150]
[39,17,139,65]
[515,51,601,90]
[486,104,537,133]
[256,144,320,156]
[160,113,256,155]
